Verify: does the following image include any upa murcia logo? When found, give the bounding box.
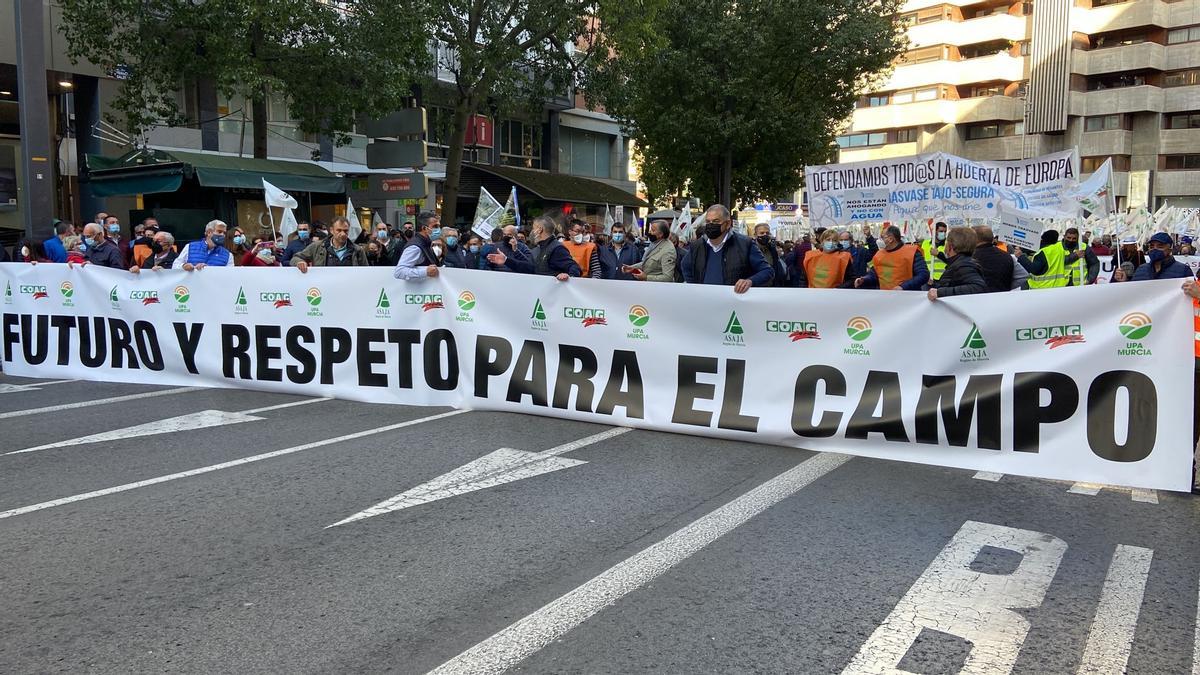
[260,291,293,309]
[723,311,745,346]
[405,293,444,312]
[1117,312,1152,356]
[844,316,872,356]
[530,298,549,332]
[960,324,988,362]
[234,286,249,314]
[19,284,48,300]
[130,289,160,306]
[173,285,191,314]
[566,306,607,327]
[1016,324,1085,349]
[375,289,391,318]
[456,291,476,323]
[766,320,819,342]
[306,287,323,316]
[627,305,650,340]
[59,281,75,307]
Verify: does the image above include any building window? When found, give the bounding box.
[903,46,946,64]
[1087,74,1146,90]
[1164,154,1200,170]
[1167,26,1200,45]
[1084,114,1123,131]
[1082,155,1130,172]
[1167,112,1200,129]
[1019,40,1032,56]
[1092,0,1133,7]
[965,122,1023,140]
[1093,33,1147,49]
[559,127,611,177]
[866,94,889,107]
[836,132,888,148]
[895,128,918,143]
[971,84,1004,97]
[500,120,543,169]
[1164,69,1200,87]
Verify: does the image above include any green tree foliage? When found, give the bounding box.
[58,0,430,158]
[588,0,907,207]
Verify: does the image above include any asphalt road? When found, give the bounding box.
[1,374,1198,674]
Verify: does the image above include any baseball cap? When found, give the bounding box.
[1149,232,1173,246]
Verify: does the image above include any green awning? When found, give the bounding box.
[86,148,344,196]
[465,163,647,208]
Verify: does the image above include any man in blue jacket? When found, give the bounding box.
[1132,232,1195,281]
[487,215,580,280]
[681,205,773,293]
[601,222,642,280]
[42,220,71,263]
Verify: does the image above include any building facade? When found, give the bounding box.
[836,0,1200,211]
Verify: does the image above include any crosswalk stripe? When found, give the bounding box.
[1078,545,1153,674]
[0,386,199,419]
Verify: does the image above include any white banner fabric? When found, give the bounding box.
[805,149,1081,229]
[0,266,1192,491]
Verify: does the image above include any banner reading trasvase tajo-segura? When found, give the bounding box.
[1,265,1193,491]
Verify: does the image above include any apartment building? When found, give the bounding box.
[836,0,1200,211]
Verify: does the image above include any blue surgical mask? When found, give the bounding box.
[446,236,458,248]
[469,245,480,253]
[840,240,851,249]
[107,223,120,234]
[83,237,96,249]
[298,230,310,241]
[613,233,625,243]
[377,230,388,240]
[1148,248,1166,263]
[233,235,246,246]
[211,234,226,246]
[431,227,443,240]
[822,241,836,253]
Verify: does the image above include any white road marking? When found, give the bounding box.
[1193,572,1200,675]
[1129,488,1159,504]
[1070,482,1160,504]
[842,520,1067,675]
[329,427,631,528]
[427,452,851,675]
[1069,482,1104,496]
[0,409,466,520]
[973,471,1004,481]
[0,379,76,394]
[0,386,199,419]
[243,397,332,414]
[1078,545,1153,674]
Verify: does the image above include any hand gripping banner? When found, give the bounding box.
[1,266,1193,491]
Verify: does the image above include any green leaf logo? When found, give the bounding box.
[1118,312,1152,341]
[847,316,872,342]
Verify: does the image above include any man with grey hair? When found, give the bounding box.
[129,231,178,273]
[68,222,124,269]
[681,204,773,293]
[624,218,678,282]
[173,219,231,270]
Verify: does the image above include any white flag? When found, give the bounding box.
[603,204,615,234]
[676,204,691,234]
[502,187,521,230]
[346,197,363,242]
[1071,158,1114,217]
[279,208,299,241]
[262,179,298,209]
[472,187,506,239]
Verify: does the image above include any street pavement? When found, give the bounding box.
[1,373,1198,674]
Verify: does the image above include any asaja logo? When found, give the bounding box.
[260,291,293,308]
[455,291,476,323]
[19,285,48,300]
[234,286,249,314]
[565,306,607,327]
[109,285,120,307]
[1016,325,1084,349]
[766,320,819,342]
[3,281,11,303]
[626,305,650,340]
[722,311,745,346]
[130,290,160,306]
[844,316,872,356]
[173,285,191,314]
[405,293,443,311]
[375,289,391,318]
[1117,312,1152,356]
[846,316,872,342]
[960,324,988,363]
[531,298,549,331]
[59,281,74,307]
[306,288,322,307]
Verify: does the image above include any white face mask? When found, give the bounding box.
[432,245,443,256]
[20,246,29,258]
[572,234,584,244]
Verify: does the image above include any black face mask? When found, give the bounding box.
[403,230,414,240]
[756,235,771,245]
[1063,240,1077,251]
[704,222,724,240]
[150,241,164,254]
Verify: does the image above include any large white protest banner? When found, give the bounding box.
[0,266,1191,490]
[805,149,1081,229]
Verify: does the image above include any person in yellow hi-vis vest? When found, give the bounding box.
[1060,227,1099,286]
[1015,229,1068,289]
[919,221,948,283]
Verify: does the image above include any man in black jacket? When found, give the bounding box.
[487,215,580,280]
[971,225,1014,293]
[929,227,987,300]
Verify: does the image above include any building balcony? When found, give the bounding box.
[885,53,1025,90]
[901,0,976,12]
[1166,42,1200,71]
[1071,42,1165,76]
[850,95,1024,132]
[1160,128,1200,155]
[960,133,1049,161]
[1079,129,1133,156]
[1156,170,1200,196]
[1073,0,1169,34]
[1069,85,1164,116]
[838,142,921,164]
[907,13,1027,48]
[1164,85,1200,113]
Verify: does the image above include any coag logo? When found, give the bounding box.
[173,286,190,304]
[130,290,160,306]
[59,281,74,306]
[565,307,607,327]
[722,311,745,346]
[19,285,48,300]
[405,294,443,311]
[1016,325,1084,349]
[628,305,650,327]
[766,320,819,341]
[260,291,293,308]
[306,288,322,307]
[846,317,872,342]
[960,324,988,363]
[1118,312,1152,341]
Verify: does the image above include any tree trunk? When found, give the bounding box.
[252,87,268,159]
[720,148,733,208]
[440,98,475,230]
